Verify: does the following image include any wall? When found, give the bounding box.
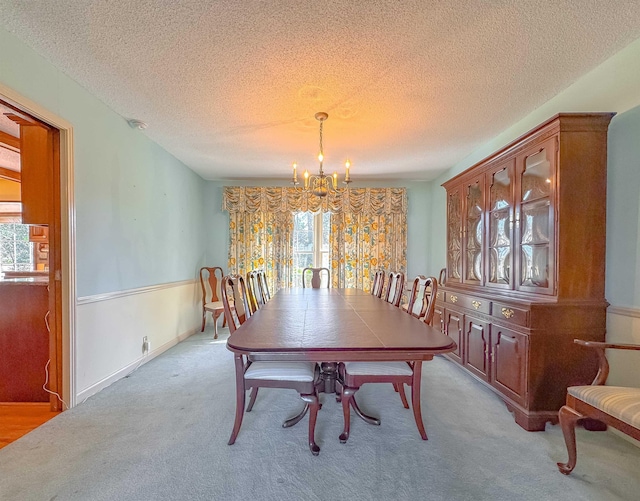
[426,37,640,386]
[204,179,431,282]
[0,26,207,402]
[604,105,640,386]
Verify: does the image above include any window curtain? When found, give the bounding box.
[330,212,407,292]
[226,211,294,294]
[223,187,407,294]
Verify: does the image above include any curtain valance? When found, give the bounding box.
[223,187,406,215]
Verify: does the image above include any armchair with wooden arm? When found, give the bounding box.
[557,339,640,474]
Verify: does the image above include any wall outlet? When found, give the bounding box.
[142,336,150,355]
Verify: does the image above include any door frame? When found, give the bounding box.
[0,83,77,409]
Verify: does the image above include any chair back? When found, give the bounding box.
[420,277,438,326]
[371,270,385,298]
[302,267,330,288]
[257,269,271,301]
[438,267,446,286]
[199,267,223,307]
[221,274,251,333]
[407,275,428,318]
[384,272,405,307]
[246,270,265,313]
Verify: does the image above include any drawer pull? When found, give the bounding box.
[436,292,441,299]
[501,308,514,319]
[449,294,458,303]
[472,300,481,310]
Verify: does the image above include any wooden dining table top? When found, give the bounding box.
[226,288,456,362]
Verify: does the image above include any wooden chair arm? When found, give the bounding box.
[574,340,640,351]
[574,339,640,386]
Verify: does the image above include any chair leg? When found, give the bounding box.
[300,393,321,456]
[213,311,221,339]
[201,309,206,332]
[246,386,259,412]
[228,354,246,446]
[557,405,582,475]
[394,383,409,409]
[411,362,427,440]
[335,379,342,402]
[339,386,357,443]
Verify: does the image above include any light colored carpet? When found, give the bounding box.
[1,328,639,501]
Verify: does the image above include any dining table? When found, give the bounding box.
[226,287,457,446]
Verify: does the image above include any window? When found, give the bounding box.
[0,223,34,272]
[292,212,330,287]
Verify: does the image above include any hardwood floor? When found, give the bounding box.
[0,403,60,449]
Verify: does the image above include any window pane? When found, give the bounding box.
[293,211,332,286]
[321,212,331,251]
[0,223,34,272]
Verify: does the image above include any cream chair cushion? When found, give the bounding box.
[568,386,640,428]
[245,362,316,382]
[204,300,223,312]
[344,361,413,376]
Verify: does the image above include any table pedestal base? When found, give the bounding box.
[280,362,380,429]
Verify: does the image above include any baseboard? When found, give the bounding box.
[76,326,198,403]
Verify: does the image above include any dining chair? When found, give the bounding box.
[403,275,434,319]
[257,269,271,302]
[371,270,385,298]
[246,270,265,313]
[338,276,439,444]
[384,271,405,307]
[302,267,330,288]
[222,274,322,455]
[199,266,225,339]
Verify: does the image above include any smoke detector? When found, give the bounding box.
[127,119,148,130]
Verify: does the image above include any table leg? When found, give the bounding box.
[319,362,338,393]
[228,354,246,445]
[282,403,309,428]
[351,396,381,425]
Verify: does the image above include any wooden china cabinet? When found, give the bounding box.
[435,113,615,431]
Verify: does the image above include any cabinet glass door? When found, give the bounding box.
[464,177,483,284]
[446,187,462,284]
[516,138,556,294]
[487,161,514,289]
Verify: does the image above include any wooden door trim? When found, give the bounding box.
[0,83,77,409]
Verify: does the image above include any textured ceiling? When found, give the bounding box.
[2,1,640,181]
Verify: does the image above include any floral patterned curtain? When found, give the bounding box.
[329,212,407,292]
[223,187,407,293]
[227,211,294,294]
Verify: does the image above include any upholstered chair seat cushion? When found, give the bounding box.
[204,300,223,311]
[343,361,413,376]
[245,361,316,382]
[568,386,640,428]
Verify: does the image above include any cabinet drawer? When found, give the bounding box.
[444,291,491,315]
[491,301,529,327]
[29,225,49,243]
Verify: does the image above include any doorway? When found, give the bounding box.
[0,94,72,447]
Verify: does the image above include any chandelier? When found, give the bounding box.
[291,112,352,197]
